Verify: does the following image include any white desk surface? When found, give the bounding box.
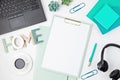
[0,0,120,80]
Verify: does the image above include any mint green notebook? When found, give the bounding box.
[34,26,77,80]
[34,15,92,80]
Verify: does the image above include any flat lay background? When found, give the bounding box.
[0,0,120,80]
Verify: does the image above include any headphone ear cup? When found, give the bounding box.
[97,60,108,72]
[109,69,120,80]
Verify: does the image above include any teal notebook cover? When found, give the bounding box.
[34,26,76,80]
[87,0,120,34]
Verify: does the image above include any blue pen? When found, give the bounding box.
[88,43,97,67]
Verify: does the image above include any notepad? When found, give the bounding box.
[87,0,120,34]
[94,4,119,30]
[42,15,92,77]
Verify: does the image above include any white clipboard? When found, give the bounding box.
[42,15,92,77]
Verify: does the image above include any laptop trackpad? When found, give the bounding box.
[9,16,25,29]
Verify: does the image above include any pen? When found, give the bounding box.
[88,43,97,67]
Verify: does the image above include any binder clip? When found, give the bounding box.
[81,69,98,80]
[64,18,81,26]
[69,3,86,14]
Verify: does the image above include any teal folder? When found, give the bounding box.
[87,0,120,34]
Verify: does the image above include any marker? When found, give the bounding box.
[88,43,97,67]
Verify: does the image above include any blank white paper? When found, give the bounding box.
[42,16,92,77]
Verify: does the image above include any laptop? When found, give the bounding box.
[0,0,46,35]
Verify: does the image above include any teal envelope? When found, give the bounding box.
[87,0,120,34]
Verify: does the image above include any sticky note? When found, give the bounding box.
[87,0,120,34]
[94,4,119,30]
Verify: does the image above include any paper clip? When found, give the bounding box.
[69,3,86,14]
[81,69,98,80]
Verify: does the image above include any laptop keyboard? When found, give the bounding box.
[0,0,40,19]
